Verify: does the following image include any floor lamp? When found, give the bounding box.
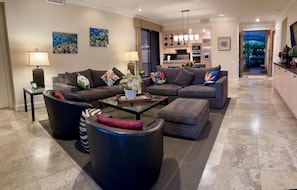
[124,51,139,75]
[28,50,50,87]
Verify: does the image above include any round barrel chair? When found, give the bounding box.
[86,117,164,190]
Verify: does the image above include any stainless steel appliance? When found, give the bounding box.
[192,43,201,63]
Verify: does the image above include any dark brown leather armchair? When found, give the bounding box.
[86,117,164,190]
[43,90,93,139]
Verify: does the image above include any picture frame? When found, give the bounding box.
[89,27,109,47]
[52,32,78,54]
[217,37,231,51]
[203,48,211,59]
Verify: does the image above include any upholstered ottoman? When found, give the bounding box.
[157,98,209,140]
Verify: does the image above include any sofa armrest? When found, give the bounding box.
[214,75,228,108]
[141,77,153,92]
[53,82,77,92]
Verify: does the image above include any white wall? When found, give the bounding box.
[211,19,239,80]
[273,1,297,70]
[3,0,136,109]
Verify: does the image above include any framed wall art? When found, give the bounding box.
[90,27,109,47]
[52,32,78,54]
[217,37,231,51]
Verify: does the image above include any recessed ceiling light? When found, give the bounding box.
[255,18,260,22]
[202,29,206,33]
[218,14,224,17]
[138,6,142,12]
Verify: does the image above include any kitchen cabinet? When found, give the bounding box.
[273,63,297,119]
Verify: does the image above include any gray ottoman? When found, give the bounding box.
[158,98,209,140]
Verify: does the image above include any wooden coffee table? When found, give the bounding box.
[98,94,168,120]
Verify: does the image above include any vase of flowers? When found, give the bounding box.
[183,60,196,67]
[119,73,142,99]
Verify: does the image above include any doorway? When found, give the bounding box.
[242,30,267,75]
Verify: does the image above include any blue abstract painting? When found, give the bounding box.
[90,28,109,47]
[52,32,78,54]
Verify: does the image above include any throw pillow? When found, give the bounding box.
[153,71,167,85]
[112,67,124,85]
[101,70,120,86]
[77,73,91,90]
[96,114,143,130]
[54,89,65,100]
[204,71,219,86]
[79,108,102,153]
[174,69,195,87]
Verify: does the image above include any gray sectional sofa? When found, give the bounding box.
[141,65,228,108]
[52,67,124,108]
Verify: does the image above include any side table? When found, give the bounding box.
[23,87,45,121]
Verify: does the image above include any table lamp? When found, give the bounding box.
[28,50,50,87]
[124,51,139,75]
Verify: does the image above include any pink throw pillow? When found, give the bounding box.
[96,114,143,130]
[54,89,65,100]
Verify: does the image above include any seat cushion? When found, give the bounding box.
[144,84,182,96]
[178,85,216,98]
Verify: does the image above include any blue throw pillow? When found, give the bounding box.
[204,71,219,86]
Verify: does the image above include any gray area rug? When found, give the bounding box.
[40,99,229,190]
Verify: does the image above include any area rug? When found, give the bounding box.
[39,99,230,190]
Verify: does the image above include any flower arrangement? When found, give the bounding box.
[30,81,38,90]
[183,60,195,67]
[119,72,142,92]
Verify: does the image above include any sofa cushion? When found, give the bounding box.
[77,88,110,101]
[174,68,195,87]
[90,69,107,87]
[101,70,120,86]
[54,89,65,100]
[77,73,91,90]
[185,65,221,85]
[97,85,124,97]
[96,114,143,130]
[178,85,216,98]
[204,71,219,86]
[156,66,181,84]
[144,84,182,96]
[65,72,77,86]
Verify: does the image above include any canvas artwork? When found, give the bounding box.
[90,27,109,47]
[217,37,231,51]
[52,32,78,54]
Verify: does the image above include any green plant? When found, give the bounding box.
[119,73,142,91]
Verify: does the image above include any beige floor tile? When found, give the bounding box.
[261,170,297,190]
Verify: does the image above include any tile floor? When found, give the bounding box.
[0,75,297,189]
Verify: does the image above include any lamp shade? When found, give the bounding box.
[124,51,139,62]
[28,51,50,66]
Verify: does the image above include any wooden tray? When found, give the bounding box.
[116,93,152,103]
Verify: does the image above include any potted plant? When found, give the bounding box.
[119,72,142,99]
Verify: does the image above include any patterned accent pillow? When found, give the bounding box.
[77,73,90,90]
[79,108,102,153]
[204,71,219,86]
[96,114,143,130]
[101,70,120,86]
[152,71,167,85]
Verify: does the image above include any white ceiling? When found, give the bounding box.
[67,0,296,27]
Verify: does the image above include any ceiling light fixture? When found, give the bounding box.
[255,18,260,22]
[174,10,199,43]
